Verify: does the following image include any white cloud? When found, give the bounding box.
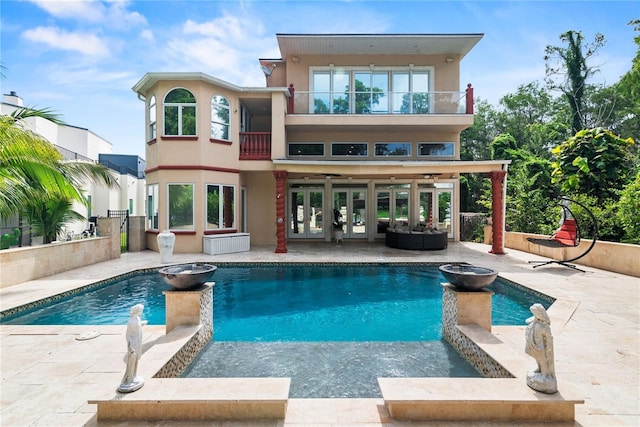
[140,29,154,42]
[162,12,278,86]
[28,0,146,29]
[29,0,105,22]
[22,26,111,57]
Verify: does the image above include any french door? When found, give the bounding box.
[419,187,453,238]
[375,186,410,236]
[288,188,324,239]
[332,188,367,239]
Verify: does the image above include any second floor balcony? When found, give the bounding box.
[288,84,474,115]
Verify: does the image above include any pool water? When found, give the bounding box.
[1,264,552,339]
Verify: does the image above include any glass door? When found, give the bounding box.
[438,189,453,237]
[332,189,367,239]
[289,188,324,239]
[376,186,411,237]
[419,186,454,238]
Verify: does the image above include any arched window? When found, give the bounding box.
[163,88,196,136]
[148,95,156,140]
[211,95,230,140]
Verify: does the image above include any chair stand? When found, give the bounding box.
[528,259,586,273]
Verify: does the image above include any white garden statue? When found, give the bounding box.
[117,304,147,393]
[524,303,557,393]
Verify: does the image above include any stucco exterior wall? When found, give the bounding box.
[244,172,277,245]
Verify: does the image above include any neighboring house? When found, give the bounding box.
[1,92,146,243]
[132,34,509,254]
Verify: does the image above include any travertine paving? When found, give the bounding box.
[1,242,638,426]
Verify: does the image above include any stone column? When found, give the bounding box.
[489,170,507,255]
[273,170,288,253]
[163,283,213,337]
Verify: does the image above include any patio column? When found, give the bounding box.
[489,170,507,255]
[274,170,288,253]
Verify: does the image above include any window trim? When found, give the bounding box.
[330,142,368,157]
[288,142,325,157]
[148,94,156,141]
[163,87,197,137]
[373,142,412,157]
[417,142,456,158]
[166,182,195,231]
[211,94,231,141]
[205,183,236,231]
[309,66,434,114]
[147,183,159,230]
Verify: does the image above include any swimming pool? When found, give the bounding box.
[0,264,553,338]
[1,263,553,398]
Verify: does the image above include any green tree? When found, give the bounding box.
[490,133,518,160]
[551,127,635,203]
[545,30,606,133]
[612,20,640,149]
[1,107,118,239]
[23,196,86,243]
[617,173,640,244]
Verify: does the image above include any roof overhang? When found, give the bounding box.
[131,72,290,98]
[272,159,510,177]
[277,33,484,60]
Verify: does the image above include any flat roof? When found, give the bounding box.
[277,33,483,59]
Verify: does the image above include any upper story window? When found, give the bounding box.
[331,142,368,157]
[211,95,230,140]
[289,143,324,156]
[374,143,411,157]
[164,88,196,136]
[418,142,455,157]
[148,95,156,140]
[311,67,432,114]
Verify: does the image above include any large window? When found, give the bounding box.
[164,88,196,136]
[206,184,235,230]
[148,95,156,140]
[211,95,230,140]
[355,72,388,113]
[168,183,194,230]
[312,67,431,114]
[147,184,158,230]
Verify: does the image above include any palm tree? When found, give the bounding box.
[1,107,118,240]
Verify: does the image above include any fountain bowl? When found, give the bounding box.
[439,264,498,291]
[158,264,217,290]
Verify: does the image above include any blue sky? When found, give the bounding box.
[1,0,637,158]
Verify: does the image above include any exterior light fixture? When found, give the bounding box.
[445,57,454,64]
[261,64,277,77]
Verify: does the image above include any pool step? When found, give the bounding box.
[88,377,290,421]
[378,377,583,422]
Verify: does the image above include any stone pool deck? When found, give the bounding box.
[1,242,638,426]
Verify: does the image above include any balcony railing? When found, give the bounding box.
[239,132,272,160]
[287,83,474,115]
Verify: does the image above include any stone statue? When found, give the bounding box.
[117,304,147,393]
[524,303,557,393]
